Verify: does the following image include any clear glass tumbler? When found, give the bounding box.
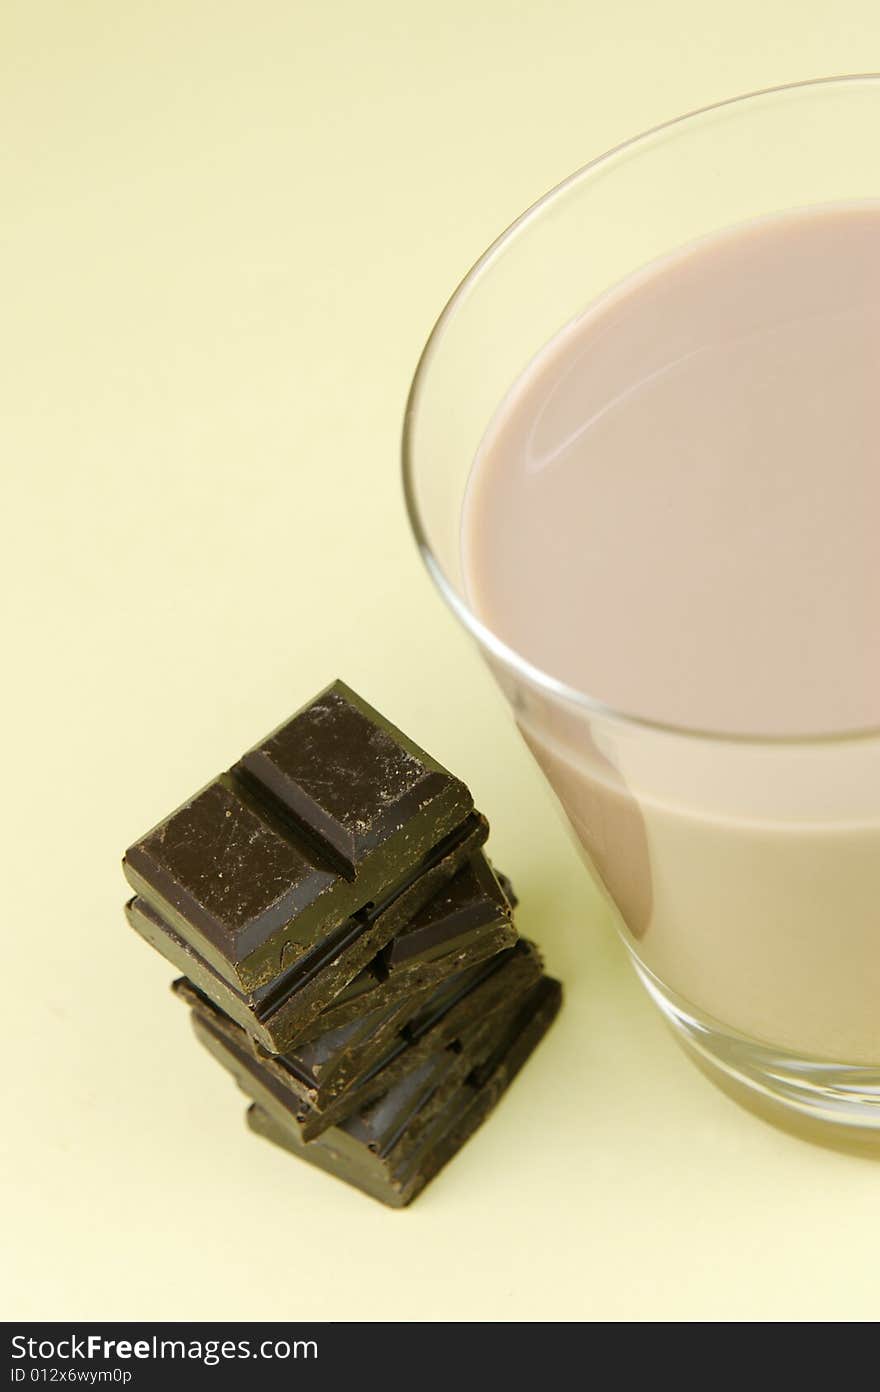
[402,76,880,1136]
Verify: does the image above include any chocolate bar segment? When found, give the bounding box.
[271,995,420,1101]
[125,815,491,1053]
[296,917,517,1039]
[243,976,563,1207]
[175,974,424,1108]
[236,681,463,877]
[124,776,338,983]
[270,935,535,1114]
[382,853,513,970]
[123,681,473,992]
[181,939,543,1138]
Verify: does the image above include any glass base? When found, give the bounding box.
[631,957,880,1143]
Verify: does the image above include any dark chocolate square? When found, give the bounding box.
[236,681,467,877]
[123,681,474,993]
[382,852,512,970]
[124,777,338,972]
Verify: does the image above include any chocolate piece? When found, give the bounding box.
[123,681,473,992]
[266,995,421,1102]
[235,682,460,877]
[125,815,490,1053]
[175,974,424,1110]
[381,854,513,970]
[259,921,524,1106]
[243,976,563,1207]
[295,915,517,1039]
[183,940,543,1138]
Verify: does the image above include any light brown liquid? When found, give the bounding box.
[463,204,880,1061]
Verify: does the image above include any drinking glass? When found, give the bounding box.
[402,76,880,1135]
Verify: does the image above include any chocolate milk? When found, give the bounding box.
[463,204,880,1062]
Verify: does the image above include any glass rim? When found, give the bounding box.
[401,72,880,747]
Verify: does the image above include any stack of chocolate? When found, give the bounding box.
[122,681,561,1207]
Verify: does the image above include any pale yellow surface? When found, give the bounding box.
[2,0,879,1324]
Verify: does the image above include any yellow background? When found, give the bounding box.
[3,1,879,1323]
